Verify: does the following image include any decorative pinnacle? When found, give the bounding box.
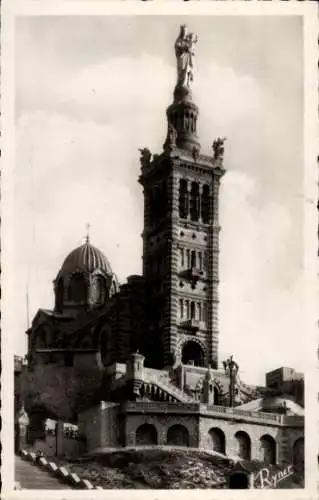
[85,223,91,244]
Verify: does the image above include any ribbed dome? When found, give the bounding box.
[60,240,113,275]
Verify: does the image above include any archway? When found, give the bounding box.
[182,341,205,367]
[91,275,107,306]
[167,424,189,447]
[136,424,158,446]
[208,427,226,454]
[234,431,251,460]
[260,435,276,464]
[229,472,250,489]
[293,437,304,467]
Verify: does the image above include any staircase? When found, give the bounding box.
[15,455,72,489]
[143,371,194,403]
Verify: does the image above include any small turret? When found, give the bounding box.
[126,351,145,399]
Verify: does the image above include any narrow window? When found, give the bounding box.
[179,179,188,219]
[190,301,195,320]
[179,299,184,319]
[198,252,203,271]
[179,248,185,268]
[186,249,191,268]
[201,184,210,224]
[190,182,200,222]
[191,250,196,268]
[186,300,190,319]
[197,302,202,321]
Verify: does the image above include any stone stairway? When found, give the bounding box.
[143,371,194,403]
[15,455,72,489]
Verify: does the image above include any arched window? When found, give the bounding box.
[110,278,118,297]
[179,179,188,219]
[190,182,200,221]
[201,184,210,223]
[260,435,276,464]
[184,111,190,132]
[91,275,107,306]
[293,437,304,467]
[208,428,226,454]
[182,341,205,367]
[234,431,251,460]
[69,273,87,303]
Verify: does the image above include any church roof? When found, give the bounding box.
[60,240,113,276]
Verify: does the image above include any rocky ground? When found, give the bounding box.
[53,448,304,489]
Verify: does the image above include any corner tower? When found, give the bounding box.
[139,25,226,369]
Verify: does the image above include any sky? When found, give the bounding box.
[13,15,304,384]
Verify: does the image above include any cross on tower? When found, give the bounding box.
[85,223,91,244]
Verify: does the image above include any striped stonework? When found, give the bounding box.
[139,149,225,370]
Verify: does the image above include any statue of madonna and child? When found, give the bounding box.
[174,25,198,91]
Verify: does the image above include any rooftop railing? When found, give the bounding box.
[122,401,304,427]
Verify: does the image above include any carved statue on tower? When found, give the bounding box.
[223,355,239,407]
[138,147,152,168]
[212,137,226,161]
[175,25,198,90]
[163,123,177,152]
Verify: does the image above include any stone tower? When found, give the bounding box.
[139,25,226,369]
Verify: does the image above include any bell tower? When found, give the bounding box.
[139,25,226,369]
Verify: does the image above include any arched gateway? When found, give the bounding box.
[136,424,158,445]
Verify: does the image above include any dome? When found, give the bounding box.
[60,239,113,276]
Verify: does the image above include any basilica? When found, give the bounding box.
[18,25,304,468]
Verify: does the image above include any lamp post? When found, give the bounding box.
[223,355,239,408]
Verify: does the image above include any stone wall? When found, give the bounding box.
[78,405,101,452]
[199,415,279,460]
[100,402,120,448]
[124,413,199,447]
[34,435,57,457]
[33,424,85,458]
[78,402,120,452]
[118,402,303,466]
